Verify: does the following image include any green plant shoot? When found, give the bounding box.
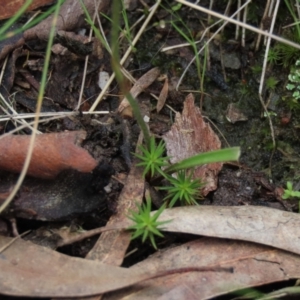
[160,170,204,207]
[282,181,300,212]
[135,136,169,178]
[127,197,170,249]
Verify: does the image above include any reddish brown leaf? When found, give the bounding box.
[0,0,55,21]
[0,131,97,179]
[0,0,110,61]
[163,93,222,195]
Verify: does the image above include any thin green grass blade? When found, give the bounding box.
[165,147,241,174]
[0,0,33,36]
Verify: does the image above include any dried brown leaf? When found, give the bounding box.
[118,67,160,116]
[0,0,54,21]
[106,238,300,300]
[0,131,97,179]
[0,236,151,298]
[163,93,222,195]
[156,76,168,113]
[158,205,300,256]
[0,0,109,60]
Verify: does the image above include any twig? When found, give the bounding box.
[235,0,241,40]
[89,1,161,112]
[258,0,281,176]
[176,0,300,50]
[176,0,251,90]
[255,0,271,51]
[241,1,248,47]
[0,230,31,254]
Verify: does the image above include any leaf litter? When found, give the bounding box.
[1,0,300,299]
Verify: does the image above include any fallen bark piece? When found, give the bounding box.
[0,131,97,179]
[163,93,222,195]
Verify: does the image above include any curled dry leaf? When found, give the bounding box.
[156,75,168,113]
[118,67,160,117]
[163,93,222,195]
[0,131,97,179]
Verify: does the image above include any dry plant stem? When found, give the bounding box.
[0,230,31,253]
[176,0,300,50]
[259,0,280,94]
[0,56,8,84]
[0,115,85,140]
[0,110,109,123]
[162,16,224,53]
[0,103,39,134]
[127,2,157,34]
[221,0,232,34]
[264,0,276,46]
[89,0,161,112]
[95,0,111,54]
[203,116,230,147]
[241,3,248,47]
[0,93,40,134]
[235,0,241,40]
[255,0,271,51]
[57,225,127,247]
[176,0,251,90]
[258,0,280,175]
[77,0,102,110]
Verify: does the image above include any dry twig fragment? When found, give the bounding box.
[0,131,97,179]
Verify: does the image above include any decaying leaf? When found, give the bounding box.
[106,238,300,300]
[0,131,97,179]
[157,205,300,256]
[0,236,148,298]
[0,0,54,21]
[163,93,222,195]
[0,236,228,298]
[60,205,300,257]
[156,75,168,113]
[0,0,110,61]
[118,67,160,117]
